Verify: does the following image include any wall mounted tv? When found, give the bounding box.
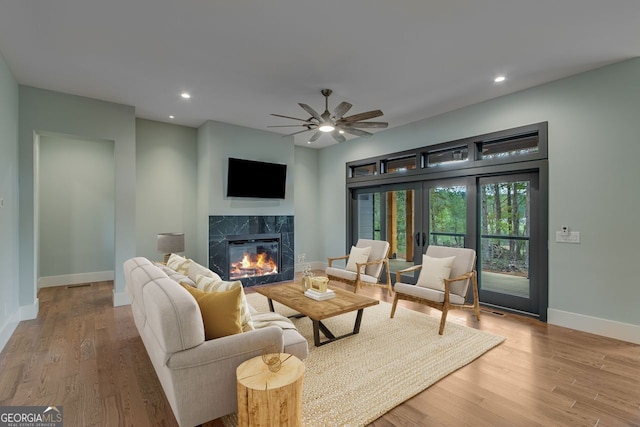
[226,157,287,199]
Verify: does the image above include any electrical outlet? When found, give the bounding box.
[556,231,580,243]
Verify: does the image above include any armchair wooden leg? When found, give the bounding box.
[438,305,449,335]
[390,293,400,318]
[471,271,480,321]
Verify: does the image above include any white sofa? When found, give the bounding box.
[124,257,308,427]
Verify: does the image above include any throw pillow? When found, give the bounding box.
[416,255,456,291]
[195,275,255,332]
[167,253,190,275]
[345,246,371,274]
[188,259,222,283]
[180,284,243,340]
[155,263,197,287]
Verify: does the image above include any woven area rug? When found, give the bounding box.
[223,293,505,427]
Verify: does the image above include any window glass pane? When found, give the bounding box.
[480,134,538,159]
[480,181,531,297]
[384,156,416,174]
[351,163,377,177]
[428,185,467,247]
[426,147,469,167]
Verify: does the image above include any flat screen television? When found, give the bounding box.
[226,157,287,199]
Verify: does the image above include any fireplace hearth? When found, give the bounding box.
[209,216,294,287]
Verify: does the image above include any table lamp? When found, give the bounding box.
[157,232,185,263]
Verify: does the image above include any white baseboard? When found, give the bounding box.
[20,298,39,321]
[0,298,39,353]
[38,271,115,288]
[548,308,640,345]
[113,291,130,307]
[0,309,21,353]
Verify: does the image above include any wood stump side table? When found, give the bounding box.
[236,354,305,427]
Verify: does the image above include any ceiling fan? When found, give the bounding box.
[268,89,388,143]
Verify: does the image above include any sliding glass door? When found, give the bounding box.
[477,173,540,314]
[350,173,543,316]
[352,183,422,281]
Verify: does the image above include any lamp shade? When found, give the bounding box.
[157,233,185,254]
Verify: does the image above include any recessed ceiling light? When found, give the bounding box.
[338,130,345,134]
[307,140,312,144]
[169,115,175,119]
[181,92,191,99]
[494,76,506,83]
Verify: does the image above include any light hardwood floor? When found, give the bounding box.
[1,278,638,426]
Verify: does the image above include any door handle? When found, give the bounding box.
[415,233,420,246]
[421,232,427,246]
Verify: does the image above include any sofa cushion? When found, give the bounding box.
[326,266,378,284]
[181,284,243,340]
[124,258,205,354]
[195,275,254,332]
[394,281,466,305]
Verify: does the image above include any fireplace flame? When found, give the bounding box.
[230,251,278,279]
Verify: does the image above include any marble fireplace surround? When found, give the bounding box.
[209,215,294,287]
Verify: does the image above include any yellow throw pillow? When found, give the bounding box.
[195,275,254,332]
[167,253,191,275]
[181,284,243,340]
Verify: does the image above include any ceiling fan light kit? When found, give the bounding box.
[269,89,388,143]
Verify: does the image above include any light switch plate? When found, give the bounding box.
[556,231,580,243]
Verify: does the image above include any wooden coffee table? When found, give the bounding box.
[255,281,379,346]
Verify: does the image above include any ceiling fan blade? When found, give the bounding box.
[308,131,323,143]
[271,113,314,123]
[332,102,352,120]
[267,125,312,128]
[340,109,384,123]
[298,103,322,122]
[331,130,347,143]
[343,121,388,129]
[340,127,373,138]
[283,127,315,137]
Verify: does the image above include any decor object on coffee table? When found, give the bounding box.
[237,354,304,427]
[391,245,480,335]
[326,239,393,295]
[157,232,185,263]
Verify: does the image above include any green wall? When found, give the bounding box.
[293,146,322,266]
[318,58,640,339]
[196,120,295,262]
[136,119,198,261]
[0,51,20,348]
[38,135,115,281]
[19,86,136,308]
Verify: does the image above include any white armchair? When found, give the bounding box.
[326,239,393,295]
[390,245,479,334]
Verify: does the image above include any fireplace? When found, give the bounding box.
[209,215,294,287]
[227,234,280,280]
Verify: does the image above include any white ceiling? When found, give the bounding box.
[0,1,638,149]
